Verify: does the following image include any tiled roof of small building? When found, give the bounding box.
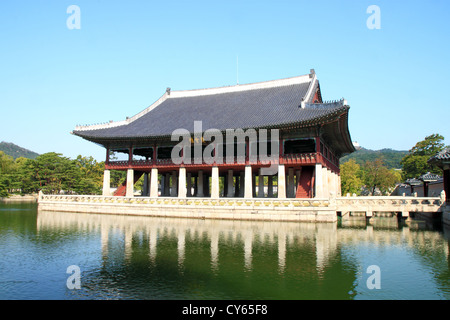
[418,172,441,181]
[406,178,422,185]
[428,148,450,162]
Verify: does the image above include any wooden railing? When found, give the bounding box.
[106,153,322,169]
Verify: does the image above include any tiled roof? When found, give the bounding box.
[418,172,441,181]
[428,148,450,162]
[72,72,354,154]
[405,178,422,185]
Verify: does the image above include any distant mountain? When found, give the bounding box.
[340,147,408,169]
[0,141,39,160]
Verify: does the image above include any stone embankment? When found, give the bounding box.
[37,192,447,224]
[0,194,38,202]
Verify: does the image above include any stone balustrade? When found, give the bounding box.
[39,194,331,209]
[336,196,443,214]
[38,193,336,222]
[37,192,445,223]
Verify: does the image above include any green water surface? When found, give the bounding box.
[0,202,449,300]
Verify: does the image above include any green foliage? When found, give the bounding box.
[340,157,401,196]
[400,134,446,179]
[340,148,407,169]
[0,184,8,197]
[0,141,39,160]
[0,152,107,196]
[0,151,16,173]
[111,170,126,188]
[74,155,104,194]
[0,151,17,196]
[340,159,363,195]
[361,158,402,195]
[407,133,445,156]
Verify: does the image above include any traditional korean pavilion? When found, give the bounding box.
[72,70,355,199]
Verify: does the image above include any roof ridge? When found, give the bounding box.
[73,72,316,132]
[169,73,312,99]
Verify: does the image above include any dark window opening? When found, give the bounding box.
[133,147,154,160]
[157,146,173,159]
[284,139,316,154]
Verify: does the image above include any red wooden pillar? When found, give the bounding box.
[105,148,110,165]
[278,138,284,169]
[128,147,133,167]
[245,138,249,164]
[153,144,157,162]
[315,136,320,154]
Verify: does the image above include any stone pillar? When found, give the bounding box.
[244,165,253,199]
[337,174,342,197]
[287,168,294,198]
[102,169,111,196]
[187,172,192,197]
[197,170,204,197]
[330,170,337,197]
[126,168,134,197]
[252,173,256,197]
[322,166,328,198]
[211,166,220,199]
[278,164,286,199]
[178,167,187,198]
[268,175,273,197]
[327,169,334,197]
[150,168,159,197]
[315,163,323,198]
[227,170,234,197]
[258,169,264,198]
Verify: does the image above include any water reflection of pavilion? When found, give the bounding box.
[36,211,449,274]
[37,210,338,273]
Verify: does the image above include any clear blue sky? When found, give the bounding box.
[1,0,449,161]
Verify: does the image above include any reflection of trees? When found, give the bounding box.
[0,202,37,235]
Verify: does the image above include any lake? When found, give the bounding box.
[0,201,449,300]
